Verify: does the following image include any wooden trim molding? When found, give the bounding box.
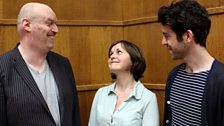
[0,19,17,25]
[207,6,224,15]
[122,16,158,26]
[58,20,123,26]
[1,6,224,26]
[77,83,109,92]
[144,83,166,90]
[77,83,166,92]
[123,6,224,26]
[0,19,123,26]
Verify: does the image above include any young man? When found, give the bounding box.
[0,3,81,126]
[158,0,224,125]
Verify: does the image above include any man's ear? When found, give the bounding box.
[185,29,194,43]
[22,18,31,32]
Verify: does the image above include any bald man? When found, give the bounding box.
[0,3,81,126]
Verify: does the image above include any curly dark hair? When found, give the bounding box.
[108,40,146,81]
[158,0,211,47]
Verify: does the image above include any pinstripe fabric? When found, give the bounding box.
[0,46,81,126]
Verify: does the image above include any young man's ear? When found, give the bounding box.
[22,18,31,32]
[185,29,194,43]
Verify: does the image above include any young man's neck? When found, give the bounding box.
[184,45,214,73]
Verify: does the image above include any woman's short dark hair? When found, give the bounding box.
[108,40,146,81]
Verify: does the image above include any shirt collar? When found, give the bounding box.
[107,81,144,100]
[107,82,116,95]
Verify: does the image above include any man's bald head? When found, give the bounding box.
[17,2,57,39]
[17,3,55,25]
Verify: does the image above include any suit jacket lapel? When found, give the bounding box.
[12,48,52,115]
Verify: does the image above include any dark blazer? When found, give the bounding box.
[163,60,224,126]
[0,46,81,126]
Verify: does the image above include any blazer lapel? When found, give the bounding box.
[12,48,52,115]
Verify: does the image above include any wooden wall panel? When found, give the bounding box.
[0,26,18,52]
[207,15,224,62]
[152,90,165,126]
[0,0,2,18]
[78,90,96,126]
[123,0,172,20]
[123,0,224,20]
[2,0,122,20]
[197,0,224,8]
[53,26,123,85]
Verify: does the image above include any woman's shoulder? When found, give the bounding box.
[138,82,156,98]
[96,83,115,95]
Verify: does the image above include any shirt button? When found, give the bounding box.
[167,100,170,104]
[166,120,169,123]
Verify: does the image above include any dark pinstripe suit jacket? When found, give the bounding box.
[0,46,81,126]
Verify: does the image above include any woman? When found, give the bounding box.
[88,40,159,126]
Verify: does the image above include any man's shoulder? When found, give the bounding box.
[0,48,17,61]
[47,51,72,67]
[210,60,224,75]
[213,60,224,68]
[47,51,69,62]
[48,51,67,59]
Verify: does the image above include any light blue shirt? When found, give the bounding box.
[88,81,159,126]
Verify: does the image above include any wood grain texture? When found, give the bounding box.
[52,26,123,85]
[0,0,2,18]
[2,0,123,20]
[207,15,224,62]
[123,0,224,20]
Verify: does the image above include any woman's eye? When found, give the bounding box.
[117,50,122,54]
[109,52,113,56]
